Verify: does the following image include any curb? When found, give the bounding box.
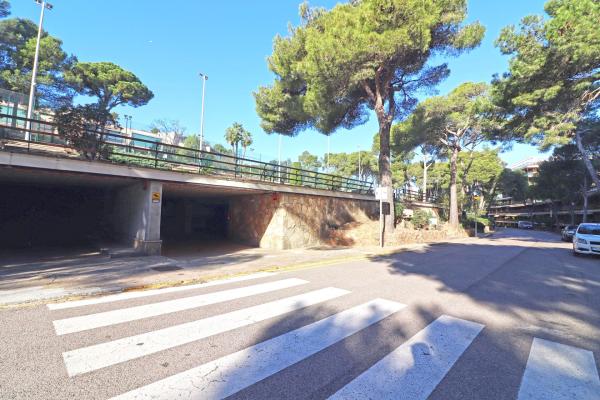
[1,237,474,309]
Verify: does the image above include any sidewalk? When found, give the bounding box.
[0,238,471,307]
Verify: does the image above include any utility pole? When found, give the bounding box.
[124,115,132,150]
[358,148,362,180]
[25,0,53,141]
[198,73,208,152]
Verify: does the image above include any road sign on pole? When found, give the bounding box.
[375,186,391,200]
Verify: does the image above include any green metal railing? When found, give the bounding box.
[0,114,373,195]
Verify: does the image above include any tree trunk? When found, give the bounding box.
[486,178,499,214]
[478,189,486,211]
[575,129,600,190]
[449,146,460,228]
[378,119,395,234]
[569,202,575,225]
[582,173,589,223]
[551,201,559,230]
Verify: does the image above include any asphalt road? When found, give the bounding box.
[1,228,599,400]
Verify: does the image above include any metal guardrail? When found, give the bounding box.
[394,188,441,204]
[0,114,373,195]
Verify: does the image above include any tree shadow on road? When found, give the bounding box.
[222,231,600,399]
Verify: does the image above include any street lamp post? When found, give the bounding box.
[358,148,362,180]
[25,0,53,141]
[199,73,208,153]
[277,133,282,182]
[124,115,132,150]
[326,135,331,170]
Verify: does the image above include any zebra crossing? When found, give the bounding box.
[47,271,600,400]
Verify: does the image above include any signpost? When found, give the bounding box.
[375,186,391,247]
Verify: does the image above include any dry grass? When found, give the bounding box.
[327,219,468,247]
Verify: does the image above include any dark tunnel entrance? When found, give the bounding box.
[160,184,262,257]
[161,197,229,241]
[0,168,135,256]
[1,183,111,249]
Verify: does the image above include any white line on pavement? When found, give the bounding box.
[329,315,484,400]
[53,278,307,335]
[47,272,277,310]
[517,338,600,400]
[63,287,350,376]
[109,298,406,400]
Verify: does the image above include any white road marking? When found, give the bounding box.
[47,272,277,310]
[53,278,307,335]
[63,287,349,376]
[110,298,406,400]
[517,338,600,400]
[329,315,484,400]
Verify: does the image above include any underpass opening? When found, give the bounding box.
[0,167,136,258]
[160,184,265,257]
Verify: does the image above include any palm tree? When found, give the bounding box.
[225,122,252,158]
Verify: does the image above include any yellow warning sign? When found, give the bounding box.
[152,192,161,203]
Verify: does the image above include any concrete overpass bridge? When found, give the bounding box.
[1,114,380,255]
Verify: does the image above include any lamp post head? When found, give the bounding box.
[34,0,53,9]
[199,73,208,80]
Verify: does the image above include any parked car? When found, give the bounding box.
[572,223,600,256]
[517,220,533,229]
[561,225,578,241]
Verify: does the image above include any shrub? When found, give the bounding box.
[55,104,116,160]
[463,214,491,231]
[109,153,170,169]
[394,202,405,222]
[412,209,432,229]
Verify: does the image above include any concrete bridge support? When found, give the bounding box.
[113,181,163,255]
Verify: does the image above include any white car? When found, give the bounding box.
[572,223,600,256]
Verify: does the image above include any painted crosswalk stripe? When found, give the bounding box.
[48,272,277,310]
[53,278,307,335]
[63,287,350,376]
[110,298,405,400]
[517,338,600,400]
[329,315,484,400]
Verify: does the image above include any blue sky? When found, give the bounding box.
[11,0,549,165]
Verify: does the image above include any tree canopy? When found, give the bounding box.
[256,0,484,231]
[327,151,377,181]
[0,0,10,18]
[65,62,154,113]
[0,17,74,107]
[298,150,321,171]
[532,151,587,225]
[497,169,529,203]
[493,0,600,188]
[55,104,117,160]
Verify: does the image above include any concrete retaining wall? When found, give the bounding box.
[228,193,378,250]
